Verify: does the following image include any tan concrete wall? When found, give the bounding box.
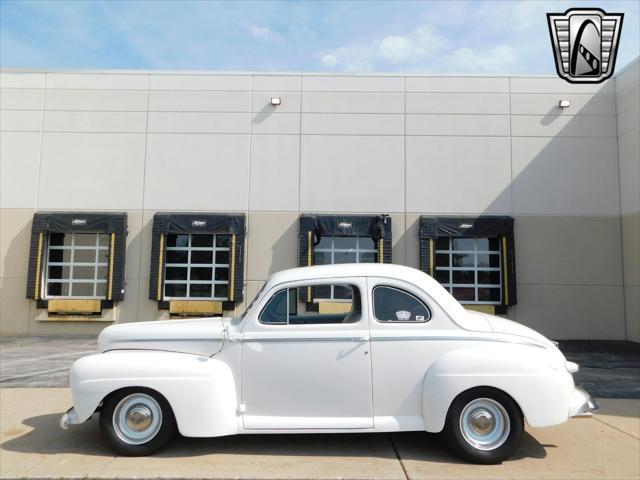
[0,208,629,339]
[0,67,636,340]
[616,59,640,342]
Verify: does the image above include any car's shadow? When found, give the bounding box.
[1,412,549,463]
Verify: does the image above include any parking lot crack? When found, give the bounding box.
[0,366,70,383]
[593,416,640,440]
[389,434,410,480]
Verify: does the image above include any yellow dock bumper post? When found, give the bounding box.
[107,233,115,300]
[229,234,236,302]
[307,230,313,302]
[429,238,435,276]
[34,232,44,300]
[157,234,164,301]
[502,236,509,305]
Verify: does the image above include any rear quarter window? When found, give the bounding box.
[373,286,430,323]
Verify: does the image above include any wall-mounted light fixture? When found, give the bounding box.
[558,99,571,108]
[270,97,282,106]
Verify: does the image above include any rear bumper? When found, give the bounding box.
[569,387,599,418]
[59,407,81,430]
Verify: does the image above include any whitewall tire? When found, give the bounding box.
[444,387,524,464]
[100,388,177,456]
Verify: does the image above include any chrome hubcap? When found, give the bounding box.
[125,405,153,432]
[460,398,510,451]
[113,393,162,445]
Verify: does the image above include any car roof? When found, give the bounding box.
[266,263,439,290]
[261,263,470,330]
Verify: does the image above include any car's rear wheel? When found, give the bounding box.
[100,388,177,456]
[444,387,523,464]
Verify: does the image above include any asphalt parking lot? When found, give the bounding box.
[1,336,639,479]
[0,336,96,387]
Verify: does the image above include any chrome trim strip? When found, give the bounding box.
[372,335,489,342]
[370,336,546,348]
[242,336,369,343]
[115,338,223,343]
[112,335,544,348]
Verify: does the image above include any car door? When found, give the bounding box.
[367,276,454,430]
[241,277,373,430]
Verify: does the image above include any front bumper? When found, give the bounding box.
[59,407,80,430]
[569,387,599,418]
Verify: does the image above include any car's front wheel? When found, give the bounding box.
[443,387,523,464]
[100,388,177,456]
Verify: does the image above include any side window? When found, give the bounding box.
[373,286,430,323]
[259,284,361,325]
[260,289,288,325]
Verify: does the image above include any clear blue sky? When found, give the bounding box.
[1,0,638,74]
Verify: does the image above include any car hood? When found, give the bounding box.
[466,310,553,346]
[97,317,230,356]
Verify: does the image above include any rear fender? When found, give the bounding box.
[422,345,574,432]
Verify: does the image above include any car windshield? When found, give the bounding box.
[239,283,266,321]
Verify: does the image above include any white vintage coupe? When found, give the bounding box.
[61,264,597,463]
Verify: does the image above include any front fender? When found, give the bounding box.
[70,350,238,437]
[422,344,575,432]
